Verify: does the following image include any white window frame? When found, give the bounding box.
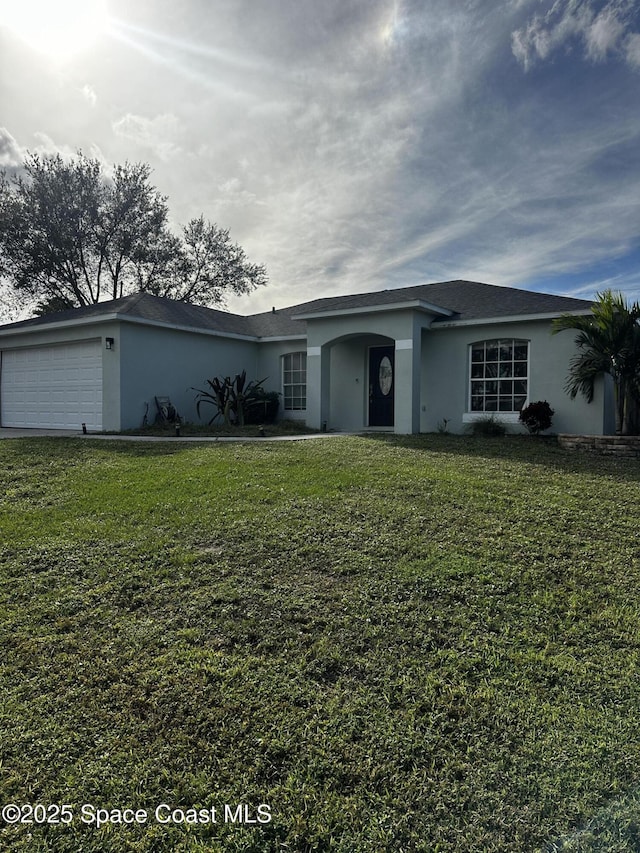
[282,351,307,412]
[466,338,529,416]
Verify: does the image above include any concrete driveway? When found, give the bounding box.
[0,428,83,438]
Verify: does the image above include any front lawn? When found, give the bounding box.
[1,434,639,852]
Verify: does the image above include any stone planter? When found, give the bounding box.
[558,434,640,457]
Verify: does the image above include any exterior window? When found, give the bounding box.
[283,351,307,411]
[469,339,529,413]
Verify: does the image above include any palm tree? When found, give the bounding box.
[552,290,640,435]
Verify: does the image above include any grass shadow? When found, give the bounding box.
[359,432,640,484]
[4,436,190,459]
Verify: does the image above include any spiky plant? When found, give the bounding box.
[192,371,268,426]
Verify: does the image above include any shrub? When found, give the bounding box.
[468,415,507,436]
[519,400,555,435]
[244,390,280,424]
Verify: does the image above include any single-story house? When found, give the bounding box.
[0,279,613,435]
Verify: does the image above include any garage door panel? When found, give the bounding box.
[1,341,103,430]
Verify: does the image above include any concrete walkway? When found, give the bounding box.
[0,427,350,443]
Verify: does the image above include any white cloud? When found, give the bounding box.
[112,113,184,161]
[30,132,78,159]
[28,133,105,166]
[512,0,640,70]
[585,5,626,59]
[625,31,640,66]
[0,126,23,170]
[81,84,97,107]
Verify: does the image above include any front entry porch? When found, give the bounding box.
[304,312,427,434]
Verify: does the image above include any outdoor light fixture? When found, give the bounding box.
[105,337,114,350]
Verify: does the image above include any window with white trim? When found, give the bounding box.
[469,339,529,413]
[283,351,307,411]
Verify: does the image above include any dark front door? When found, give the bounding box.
[368,345,394,427]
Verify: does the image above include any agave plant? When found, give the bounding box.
[193,371,268,426]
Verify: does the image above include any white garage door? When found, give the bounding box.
[1,340,103,430]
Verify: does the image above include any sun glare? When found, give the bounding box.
[0,0,108,59]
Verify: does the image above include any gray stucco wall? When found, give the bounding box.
[0,309,610,436]
[280,309,608,435]
[421,319,607,435]
[118,322,259,429]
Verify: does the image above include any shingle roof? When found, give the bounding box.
[284,280,593,322]
[0,281,592,339]
[0,292,259,337]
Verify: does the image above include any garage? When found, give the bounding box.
[1,339,103,430]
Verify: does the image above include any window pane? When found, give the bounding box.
[514,343,528,361]
[469,339,528,414]
[499,341,513,360]
[283,352,307,411]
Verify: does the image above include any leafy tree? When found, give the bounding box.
[552,290,640,435]
[0,151,266,312]
[135,216,267,305]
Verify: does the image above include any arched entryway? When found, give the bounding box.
[304,310,426,434]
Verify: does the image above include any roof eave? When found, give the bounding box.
[0,312,122,337]
[0,310,260,342]
[256,334,308,342]
[432,308,594,328]
[293,299,455,320]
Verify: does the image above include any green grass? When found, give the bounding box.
[1,434,640,852]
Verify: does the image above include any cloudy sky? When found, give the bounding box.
[1,0,639,315]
